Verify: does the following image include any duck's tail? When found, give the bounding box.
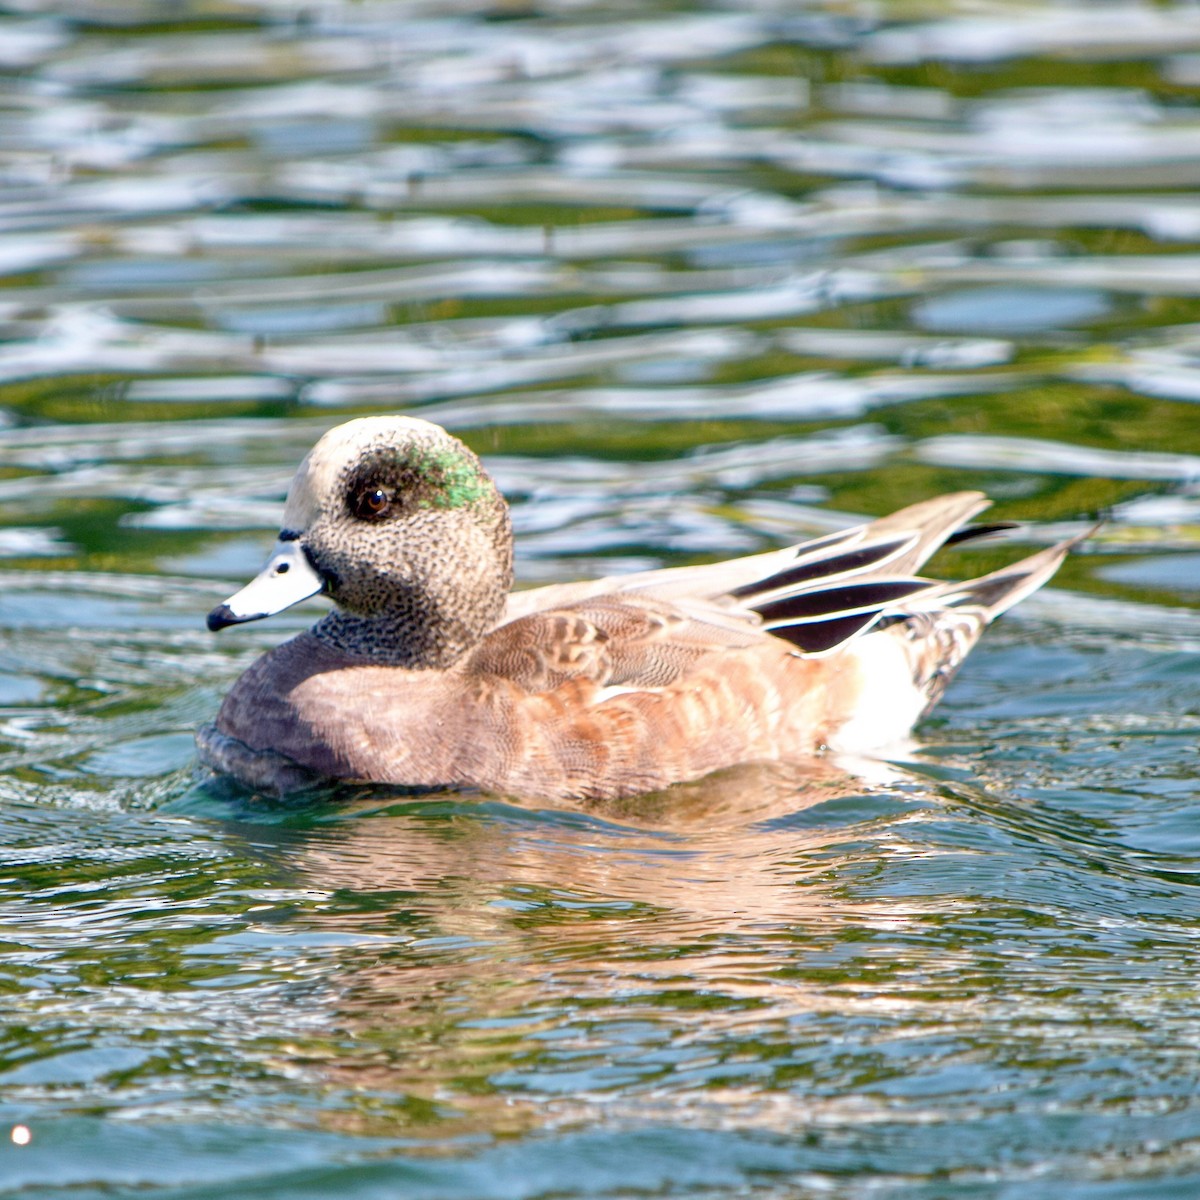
[815,523,1092,754]
[924,526,1092,621]
[898,526,1091,718]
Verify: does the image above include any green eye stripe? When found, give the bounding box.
[347,443,490,515]
[413,445,490,509]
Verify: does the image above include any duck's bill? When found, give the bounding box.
[207,540,325,632]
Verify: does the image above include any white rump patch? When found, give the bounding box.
[824,632,926,753]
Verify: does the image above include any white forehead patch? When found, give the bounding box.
[279,416,456,532]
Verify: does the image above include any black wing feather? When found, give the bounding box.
[769,612,884,654]
[730,536,916,601]
[755,578,931,625]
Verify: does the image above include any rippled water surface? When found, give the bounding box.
[3,1,1200,1196]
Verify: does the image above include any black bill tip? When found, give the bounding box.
[207,603,264,632]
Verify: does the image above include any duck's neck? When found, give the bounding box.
[311,604,497,669]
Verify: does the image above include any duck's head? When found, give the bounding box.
[207,416,512,667]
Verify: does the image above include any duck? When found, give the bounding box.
[196,415,1082,801]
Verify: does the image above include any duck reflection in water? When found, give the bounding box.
[229,753,945,1138]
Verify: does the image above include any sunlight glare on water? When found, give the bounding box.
[1,1,1200,1197]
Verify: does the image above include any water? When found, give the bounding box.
[2,1,1200,1195]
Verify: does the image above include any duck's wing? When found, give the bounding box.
[502,491,992,625]
[688,496,1087,658]
[500,491,1001,659]
[469,594,763,694]
[710,492,1052,654]
[647,490,994,603]
[486,490,1091,697]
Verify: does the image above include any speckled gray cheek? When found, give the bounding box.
[310,502,512,667]
[299,426,514,669]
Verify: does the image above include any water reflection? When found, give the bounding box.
[219,759,940,1136]
[295,759,919,925]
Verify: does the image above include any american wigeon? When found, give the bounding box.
[197,416,1081,800]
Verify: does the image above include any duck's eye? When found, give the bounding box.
[352,486,392,520]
